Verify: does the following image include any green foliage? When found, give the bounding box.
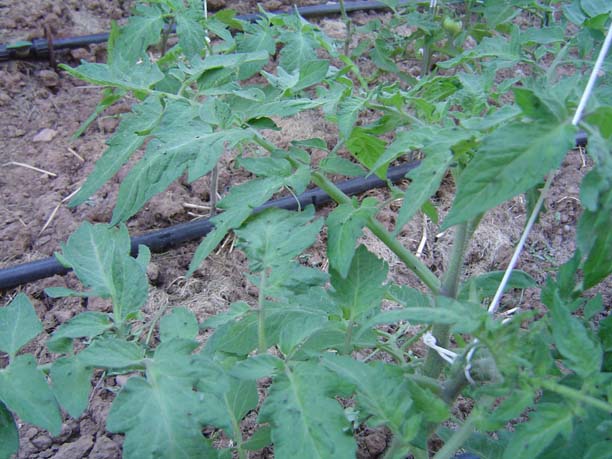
[5,1,612,458]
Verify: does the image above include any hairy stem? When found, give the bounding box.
[422,221,469,379]
[433,396,494,459]
[257,271,267,354]
[540,379,612,413]
[338,0,353,56]
[311,171,440,294]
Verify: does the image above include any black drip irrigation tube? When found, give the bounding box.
[0,162,419,291]
[0,0,402,61]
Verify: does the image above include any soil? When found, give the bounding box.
[0,1,609,459]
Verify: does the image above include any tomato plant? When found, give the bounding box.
[2,1,612,458]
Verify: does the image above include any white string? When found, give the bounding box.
[464,19,612,382]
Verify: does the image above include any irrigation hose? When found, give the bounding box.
[0,162,419,291]
[0,0,411,61]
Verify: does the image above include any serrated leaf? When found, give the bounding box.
[0,293,42,359]
[60,55,164,92]
[458,270,536,301]
[387,284,433,308]
[230,354,284,380]
[235,206,322,272]
[50,356,92,418]
[326,198,377,278]
[323,355,422,441]
[502,403,573,459]
[160,307,199,342]
[337,97,366,140]
[259,361,356,459]
[239,97,323,120]
[107,339,216,459]
[319,155,365,177]
[346,127,387,179]
[550,292,602,378]
[187,176,286,276]
[444,122,576,228]
[513,87,557,122]
[70,97,163,206]
[0,355,62,436]
[477,389,534,431]
[394,143,454,234]
[279,28,318,73]
[55,223,148,323]
[47,311,113,353]
[79,336,145,369]
[176,11,206,59]
[112,109,251,223]
[114,5,164,61]
[199,377,258,439]
[330,245,388,321]
[0,401,18,459]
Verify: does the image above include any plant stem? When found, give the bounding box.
[338,0,353,56]
[540,379,612,413]
[422,221,469,379]
[343,319,354,354]
[433,396,494,459]
[311,171,440,294]
[257,271,267,354]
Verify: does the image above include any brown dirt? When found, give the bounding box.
[0,1,609,459]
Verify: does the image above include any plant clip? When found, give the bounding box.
[423,332,457,364]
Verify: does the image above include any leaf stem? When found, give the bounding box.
[539,379,612,413]
[311,171,440,294]
[257,270,267,354]
[433,396,494,459]
[338,0,353,56]
[422,221,469,378]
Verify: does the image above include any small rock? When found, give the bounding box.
[89,436,121,459]
[207,0,226,9]
[79,418,98,437]
[39,70,59,87]
[25,427,40,439]
[31,434,53,450]
[97,116,119,133]
[263,0,282,10]
[33,128,58,143]
[146,262,160,283]
[53,435,94,459]
[70,48,90,61]
[87,297,111,313]
[364,431,387,456]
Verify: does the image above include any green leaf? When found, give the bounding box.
[0,293,42,359]
[0,355,62,436]
[477,389,534,431]
[581,0,612,16]
[293,59,330,92]
[160,307,199,342]
[319,155,365,177]
[326,198,378,278]
[114,5,164,61]
[337,96,365,139]
[279,27,318,72]
[50,356,92,418]
[230,354,284,380]
[107,339,217,458]
[0,402,18,459]
[549,292,602,378]
[259,361,356,458]
[346,127,387,179]
[47,311,113,353]
[187,176,286,276]
[199,377,258,440]
[323,355,425,441]
[235,206,322,272]
[444,122,576,228]
[458,270,536,301]
[330,245,388,321]
[79,336,145,369]
[60,54,164,92]
[54,223,149,322]
[502,403,573,459]
[513,87,556,122]
[394,142,454,234]
[243,426,272,451]
[69,96,164,207]
[176,11,207,59]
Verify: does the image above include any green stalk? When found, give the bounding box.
[311,171,440,294]
[257,271,267,354]
[422,221,469,379]
[338,0,353,56]
[343,319,355,354]
[433,396,494,459]
[539,379,612,413]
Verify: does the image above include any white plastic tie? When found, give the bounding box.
[423,332,457,364]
